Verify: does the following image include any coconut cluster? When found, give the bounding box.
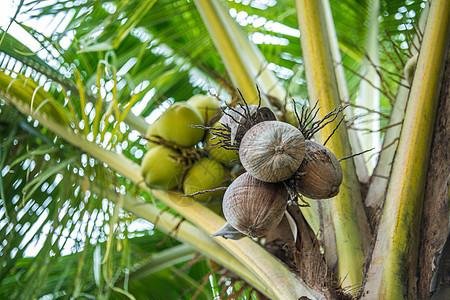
[209,103,343,240]
[140,94,239,209]
[139,93,344,240]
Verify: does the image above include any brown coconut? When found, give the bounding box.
[295,140,343,199]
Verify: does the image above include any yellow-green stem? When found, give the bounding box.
[356,0,381,172]
[119,192,273,298]
[295,0,371,292]
[362,0,450,298]
[83,181,272,297]
[364,4,430,211]
[193,0,259,104]
[207,0,286,103]
[320,0,369,184]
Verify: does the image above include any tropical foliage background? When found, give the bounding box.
[0,0,448,299]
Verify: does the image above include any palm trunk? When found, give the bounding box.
[418,54,450,299]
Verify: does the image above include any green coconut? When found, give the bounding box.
[205,202,223,215]
[141,145,183,190]
[183,158,227,202]
[145,122,160,150]
[156,102,205,147]
[206,121,239,166]
[187,94,222,125]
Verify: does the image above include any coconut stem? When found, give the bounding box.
[292,99,350,140]
[323,113,345,146]
[180,186,228,198]
[236,88,254,125]
[338,148,375,162]
[190,124,239,151]
[283,176,311,207]
[293,99,320,133]
[223,102,247,124]
[202,89,273,151]
[305,104,348,139]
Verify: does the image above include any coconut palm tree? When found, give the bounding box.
[0,0,448,299]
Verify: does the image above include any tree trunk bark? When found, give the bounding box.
[418,53,450,299]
